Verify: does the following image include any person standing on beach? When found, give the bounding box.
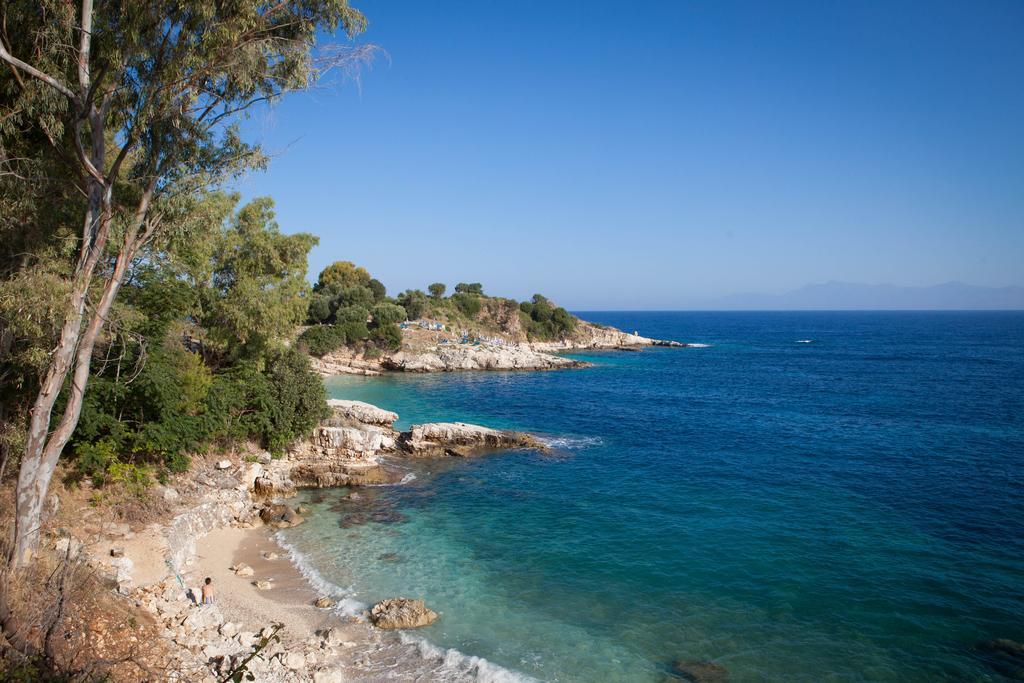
[201,577,214,605]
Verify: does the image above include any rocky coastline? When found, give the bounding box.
[310,318,694,377]
[67,396,545,682]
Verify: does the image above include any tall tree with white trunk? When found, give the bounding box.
[0,0,370,566]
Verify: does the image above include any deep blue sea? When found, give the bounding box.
[281,312,1024,682]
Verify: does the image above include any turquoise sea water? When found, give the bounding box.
[281,312,1024,682]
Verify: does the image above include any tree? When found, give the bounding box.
[428,283,447,299]
[454,282,484,295]
[396,289,428,319]
[198,197,317,356]
[367,278,387,301]
[0,0,370,566]
[316,261,372,292]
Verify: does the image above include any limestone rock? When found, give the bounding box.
[313,671,345,683]
[314,597,335,609]
[327,399,398,427]
[253,580,273,591]
[259,504,304,528]
[283,651,306,670]
[215,459,232,470]
[399,422,546,457]
[368,598,438,629]
[262,551,280,560]
[383,344,583,373]
[231,563,254,577]
[109,546,125,558]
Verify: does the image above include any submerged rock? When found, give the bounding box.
[670,659,729,683]
[368,598,439,629]
[975,639,1024,680]
[399,422,546,457]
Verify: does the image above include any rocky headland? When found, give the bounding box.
[310,316,693,377]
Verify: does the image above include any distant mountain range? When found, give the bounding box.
[700,281,1024,310]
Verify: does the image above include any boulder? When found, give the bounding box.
[399,422,547,457]
[262,551,280,561]
[670,659,729,683]
[54,537,82,558]
[313,671,345,683]
[314,597,335,609]
[327,399,398,427]
[219,622,239,638]
[283,652,306,670]
[368,598,438,629]
[314,426,386,454]
[215,459,232,470]
[231,563,254,577]
[161,486,180,502]
[253,580,273,591]
[259,504,304,528]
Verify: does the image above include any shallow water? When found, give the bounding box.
[282,312,1024,682]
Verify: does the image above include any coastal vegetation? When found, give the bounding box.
[298,263,578,359]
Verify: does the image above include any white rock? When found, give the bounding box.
[313,669,344,683]
[327,399,398,426]
[162,487,180,502]
[283,652,306,670]
[54,537,82,558]
[219,622,239,638]
[215,459,232,470]
[253,580,273,590]
[231,563,254,577]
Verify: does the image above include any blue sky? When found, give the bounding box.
[234,0,1024,309]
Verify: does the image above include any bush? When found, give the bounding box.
[338,320,369,343]
[371,302,407,325]
[334,304,370,324]
[454,282,483,295]
[428,282,446,299]
[452,292,481,318]
[334,285,374,311]
[369,323,402,350]
[298,324,346,357]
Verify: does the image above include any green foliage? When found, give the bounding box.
[369,323,402,351]
[368,278,387,301]
[428,282,446,299]
[199,197,317,355]
[334,285,375,312]
[338,321,370,343]
[519,294,576,340]
[454,282,484,295]
[316,261,371,292]
[306,293,332,324]
[371,302,407,325]
[396,289,429,319]
[451,292,482,318]
[334,304,370,324]
[297,324,347,357]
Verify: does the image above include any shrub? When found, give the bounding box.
[334,304,370,324]
[338,320,369,343]
[369,323,402,350]
[428,282,446,299]
[454,282,483,295]
[371,302,407,325]
[297,324,346,357]
[452,292,481,317]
